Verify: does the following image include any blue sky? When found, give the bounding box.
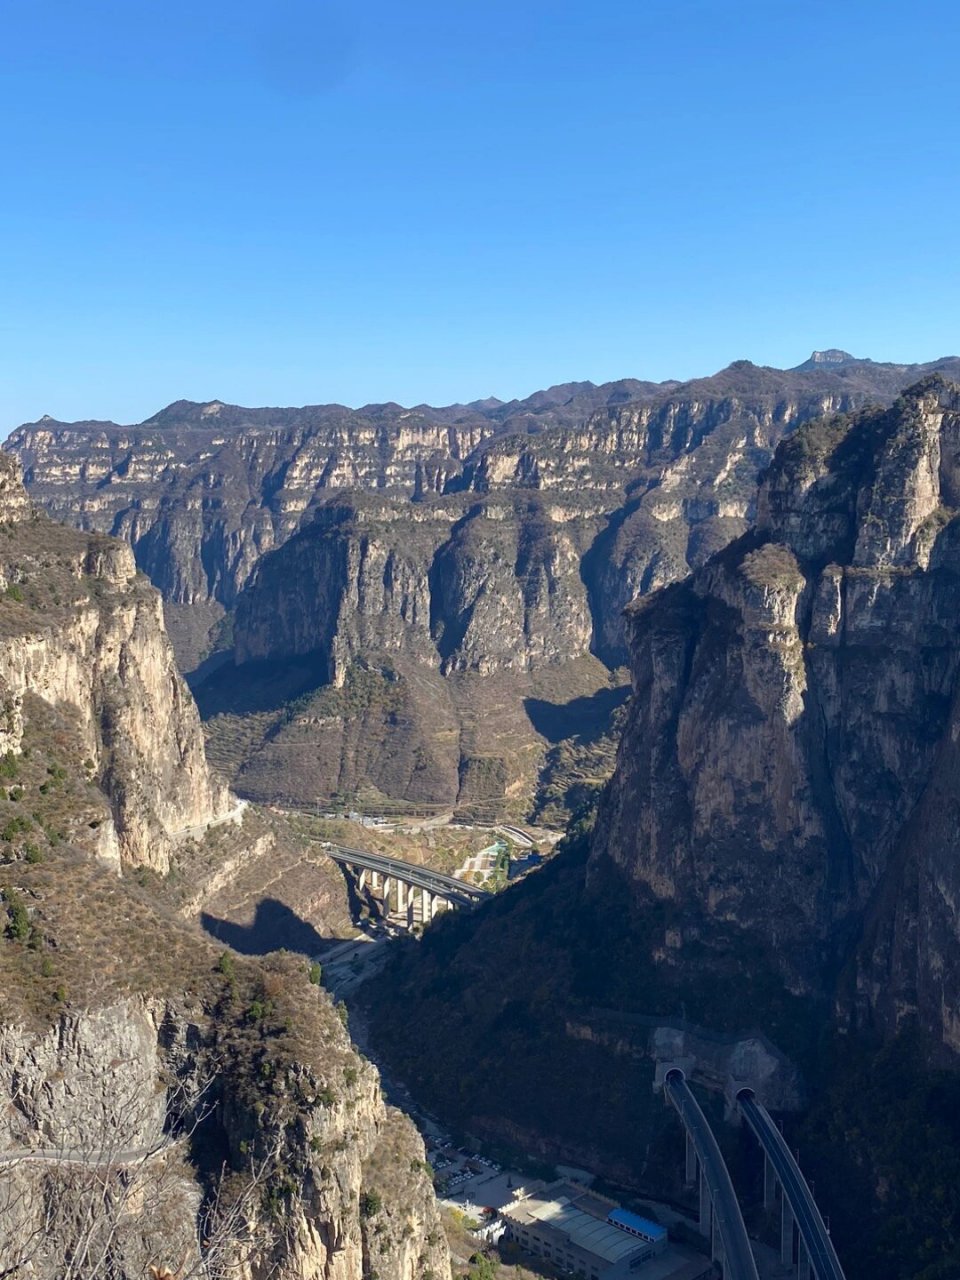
[1,0,958,428]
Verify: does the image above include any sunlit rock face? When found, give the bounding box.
[0,455,452,1280]
[10,357,960,819]
[0,458,230,872]
[592,378,960,1053]
[11,357,958,650]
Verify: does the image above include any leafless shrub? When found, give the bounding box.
[0,1074,283,1280]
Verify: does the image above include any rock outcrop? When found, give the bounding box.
[591,377,960,1052]
[0,458,452,1280]
[0,923,450,1280]
[0,454,230,872]
[10,355,960,820]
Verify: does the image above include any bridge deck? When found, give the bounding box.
[739,1091,845,1280]
[318,841,491,906]
[665,1071,759,1280]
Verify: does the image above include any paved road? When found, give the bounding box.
[0,1138,177,1170]
[665,1070,760,1280]
[317,841,491,908]
[738,1091,845,1280]
[496,824,534,848]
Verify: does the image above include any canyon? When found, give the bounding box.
[362,378,960,1280]
[10,352,960,821]
[7,358,960,1279]
[0,458,450,1280]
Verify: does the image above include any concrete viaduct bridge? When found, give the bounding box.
[738,1088,844,1280]
[319,841,490,927]
[664,1069,846,1280]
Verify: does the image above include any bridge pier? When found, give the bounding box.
[685,1131,696,1186]
[781,1198,794,1267]
[711,1207,722,1269]
[764,1153,776,1211]
[699,1165,711,1236]
[325,843,486,935]
[798,1241,810,1280]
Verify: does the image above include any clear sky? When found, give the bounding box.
[1,0,958,429]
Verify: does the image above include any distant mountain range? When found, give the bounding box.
[8,351,960,821]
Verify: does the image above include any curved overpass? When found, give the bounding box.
[738,1089,845,1280]
[664,1069,759,1280]
[319,841,490,909]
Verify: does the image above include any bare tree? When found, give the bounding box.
[0,1074,283,1280]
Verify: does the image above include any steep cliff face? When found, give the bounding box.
[357,382,960,1280]
[0,881,450,1280]
[201,490,609,815]
[234,492,596,681]
[6,382,651,613]
[0,458,452,1280]
[0,455,230,872]
[10,358,959,655]
[591,378,960,1049]
[11,356,960,821]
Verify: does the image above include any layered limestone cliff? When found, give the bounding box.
[6,383,649,613]
[201,490,610,815]
[10,356,960,822]
[234,492,596,681]
[0,459,452,1280]
[10,358,958,659]
[0,454,230,872]
[0,895,450,1280]
[591,377,960,1052]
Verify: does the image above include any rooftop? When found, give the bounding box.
[502,1182,650,1266]
[608,1208,668,1243]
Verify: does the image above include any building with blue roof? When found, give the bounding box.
[500,1182,673,1280]
[607,1209,668,1247]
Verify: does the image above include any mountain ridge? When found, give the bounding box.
[10,353,960,822]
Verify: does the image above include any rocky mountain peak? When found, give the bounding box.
[793,348,859,370]
[592,377,960,1054]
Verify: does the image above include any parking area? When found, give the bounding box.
[428,1142,540,1218]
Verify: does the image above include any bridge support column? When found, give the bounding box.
[382,877,394,912]
[422,889,433,923]
[685,1132,696,1186]
[798,1240,810,1280]
[357,867,367,892]
[369,870,381,894]
[397,880,408,917]
[763,1153,776,1211]
[781,1198,794,1267]
[710,1206,722,1267]
[698,1166,711,1236]
[432,895,444,919]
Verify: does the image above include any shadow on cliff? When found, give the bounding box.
[201,898,329,956]
[193,649,330,719]
[524,684,629,745]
